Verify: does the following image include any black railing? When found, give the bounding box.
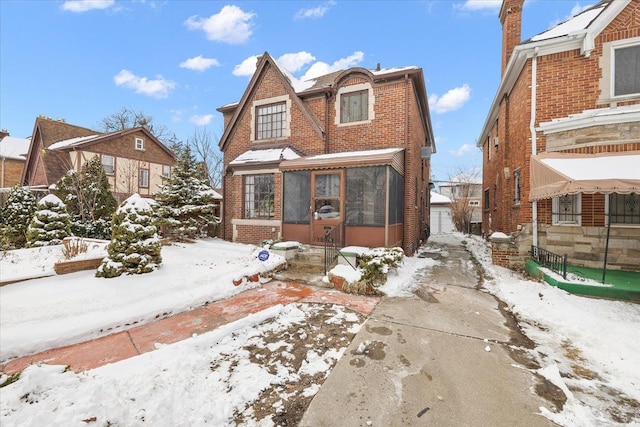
[324,223,345,275]
[531,245,568,279]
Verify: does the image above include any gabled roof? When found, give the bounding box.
[430,191,452,204]
[476,0,630,146]
[0,136,31,160]
[217,52,326,152]
[218,52,435,153]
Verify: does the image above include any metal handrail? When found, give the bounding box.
[531,245,568,279]
[324,222,345,275]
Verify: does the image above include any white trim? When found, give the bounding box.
[552,194,582,226]
[233,168,280,176]
[537,105,640,134]
[250,95,291,143]
[335,82,375,126]
[231,218,282,227]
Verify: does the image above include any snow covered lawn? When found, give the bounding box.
[0,238,285,361]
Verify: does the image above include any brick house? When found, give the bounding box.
[0,130,31,205]
[22,116,176,201]
[217,52,435,255]
[477,0,640,271]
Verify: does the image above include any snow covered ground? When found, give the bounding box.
[1,234,639,426]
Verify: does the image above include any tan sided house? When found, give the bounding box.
[21,116,175,201]
[477,0,640,271]
[218,52,435,255]
[0,130,31,205]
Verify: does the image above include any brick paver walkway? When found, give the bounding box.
[1,281,380,375]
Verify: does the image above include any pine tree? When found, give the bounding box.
[54,155,117,239]
[0,186,37,249]
[26,194,71,247]
[154,145,220,239]
[96,194,162,278]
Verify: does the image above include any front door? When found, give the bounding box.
[311,171,342,244]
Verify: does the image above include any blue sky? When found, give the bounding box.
[0,0,596,183]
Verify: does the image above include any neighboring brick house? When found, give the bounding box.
[477,0,640,271]
[218,52,435,255]
[0,130,31,206]
[22,116,175,201]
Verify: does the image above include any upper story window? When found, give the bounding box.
[335,82,374,126]
[614,44,640,97]
[513,168,521,205]
[553,194,581,225]
[101,154,115,175]
[162,165,171,178]
[252,95,290,142]
[600,37,640,102]
[135,137,145,151]
[256,102,286,140]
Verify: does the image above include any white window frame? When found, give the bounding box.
[552,194,582,226]
[600,36,640,103]
[162,165,171,178]
[101,154,115,175]
[135,137,145,151]
[335,82,375,126]
[250,95,291,143]
[139,169,149,188]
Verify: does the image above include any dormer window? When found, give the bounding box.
[251,95,291,142]
[335,82,375,126]
[135,137,144,151]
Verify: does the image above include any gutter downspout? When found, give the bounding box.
[530,52,538,248]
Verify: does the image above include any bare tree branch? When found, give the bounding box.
[186,127,223,189]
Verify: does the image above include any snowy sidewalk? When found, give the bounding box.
[1,281,380,375]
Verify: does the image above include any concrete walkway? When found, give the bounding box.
[1,282,380,375]
[300,236,556,426]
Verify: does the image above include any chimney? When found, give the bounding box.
[499,0,524,76]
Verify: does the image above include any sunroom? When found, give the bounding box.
[279,148,405,249]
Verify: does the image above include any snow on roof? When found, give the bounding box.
[48,134,100,151]
[370,66,419,76]
[541,153,640,181]
[39,193,64,206]
[0,136,31,160]
[204,188,223,199]
[301,147,402,161]
[430,191,452,204]
[271,56,317,93]
[529,4,606,42]
[229,147,300,165]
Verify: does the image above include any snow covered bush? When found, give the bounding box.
[54,155,117,239]
[26,194,71,247]
[96,194,162,278]
[154,145,220,239]
[342,247,404,295]
[0,186,37,249]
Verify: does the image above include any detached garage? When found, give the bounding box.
[430,191,454,234]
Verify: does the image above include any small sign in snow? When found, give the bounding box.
[257,250,270,262]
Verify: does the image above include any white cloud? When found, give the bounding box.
[233,55,260,77]
[179,55,220,72]
[61,0,115,12]
[190,114,214,126]
[300,51,364,81]
[428,84,471,114]
[277,52,316,73]
[294,1,336,20]
[454,0,502,11]
[448,143,476,157]
[184,5,255,44]
[113,69,175,99]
